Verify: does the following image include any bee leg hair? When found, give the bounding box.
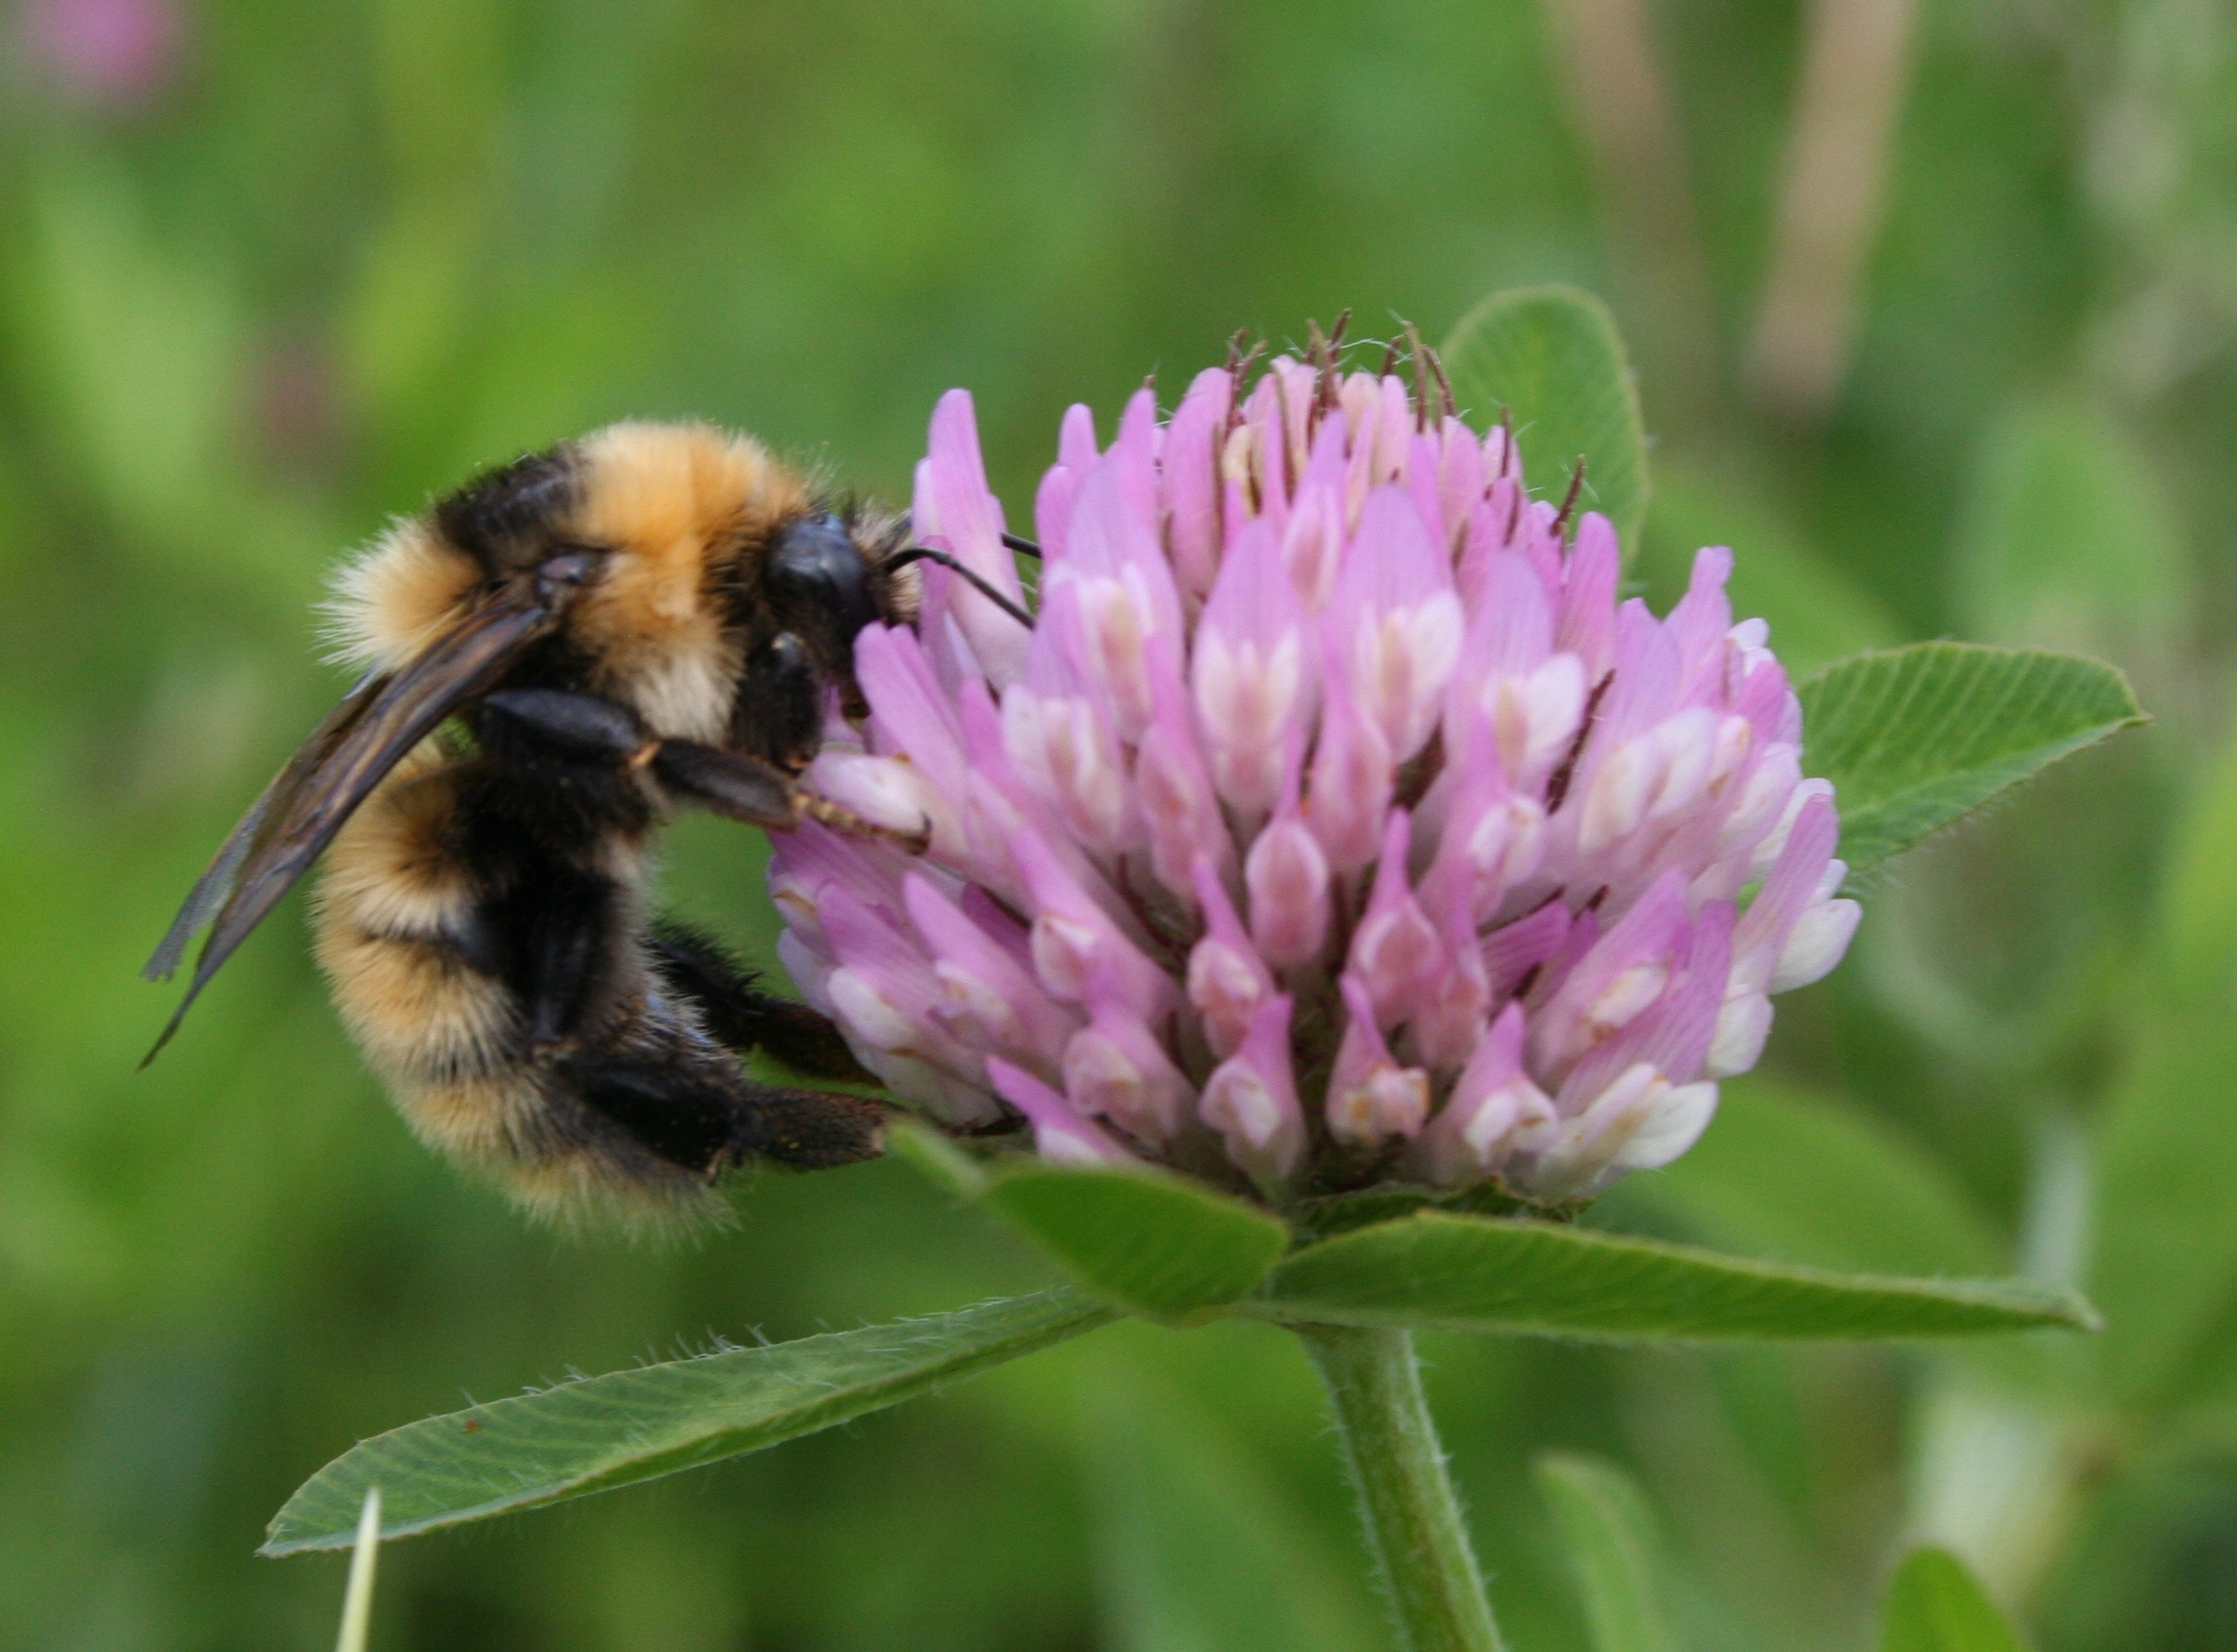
[795,793,931,851]
[558,1053,886,1174]
[649,922,876,1082]
[554,1053,750,1174]
[745,1083,889,1168]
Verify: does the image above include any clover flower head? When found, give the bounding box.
[773,348,1859,1204]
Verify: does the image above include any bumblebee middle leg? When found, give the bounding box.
[650,922,873,1082]
[482,897,886,1179]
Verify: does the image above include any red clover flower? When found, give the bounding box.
[772,349,1859,1204]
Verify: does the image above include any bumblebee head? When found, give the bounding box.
[329,423,907,740]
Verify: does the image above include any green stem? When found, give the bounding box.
[1296,1325,1503,1652]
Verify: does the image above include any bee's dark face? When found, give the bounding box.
[760,510,884,661]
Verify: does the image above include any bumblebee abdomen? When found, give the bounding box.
[313,925,520,1082]
[310,747,759,1222]
[313,756,523,1081]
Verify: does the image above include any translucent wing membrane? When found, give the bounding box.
[143,572,580,1062]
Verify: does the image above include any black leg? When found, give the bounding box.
[732,631,826,771]
[483,668,922,846]
[480,683,814,831]
[561,1052,886,1175]
[744,1083,888,1169]
[558,1053,749,1175]
[485,861,624,1048]
[650,741,928,848]
[649,741,799,826]
[477,687,650,767]
[650,922,876,1081]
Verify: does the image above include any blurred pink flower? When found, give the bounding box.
[773,349,1859,1202]
[21,0,183,107]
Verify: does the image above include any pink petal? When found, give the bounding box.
[1245,800,1332,971]
[914,390,1032,692]
[1198,994,1305,1183]
[1327,975,1431,1147]
[990,1057,1138,1165]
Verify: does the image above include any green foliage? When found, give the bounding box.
[1624,1076,2005,1276]
[900,1109,2075,1345]
[1536,1455,1677,1652]
[1952,400,2182,657]
[1879,1548,2028,1652]
[1798,644,2146,873]
[1440,286,1649,548]
[2093,717,2237,1410]
[265,1288,1112,1553]
[1244,1213,2094,1341]
[982,1170,1289,1321]
[14,154,245,554]
[2092,1001,2237,1410]
[893,1123,1291,1320]
[1087,1348,1380,1652]
[271,1101,2098,1566]
[2153,723,2237,1000]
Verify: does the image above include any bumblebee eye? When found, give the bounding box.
[765,512,878,645]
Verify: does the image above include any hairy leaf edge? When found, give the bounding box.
[261,1287,1115,1555]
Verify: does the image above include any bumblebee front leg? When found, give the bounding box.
[651,741,929,850]
[734,631,825,770]
[480,684,921,847]
[717,627,921,839]
[478,688,778,813]
[478,687,654,769]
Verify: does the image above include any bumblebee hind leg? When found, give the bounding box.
[620,922,889,1172]
[555,1053,749,1176]
[559,1035,886,1179]
[742,1083,890,1169]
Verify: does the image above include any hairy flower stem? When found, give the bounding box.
[1297,1325,1503,1652]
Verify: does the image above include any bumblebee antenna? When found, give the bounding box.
[886,547,1035,628]
[1000,532,1042,560]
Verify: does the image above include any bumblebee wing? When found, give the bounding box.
[143,668,390,985]
[142,577,567,1064]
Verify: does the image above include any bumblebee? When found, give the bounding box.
[143,421,1013,1226]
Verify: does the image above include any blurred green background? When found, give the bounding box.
[2,0,2235,1645]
